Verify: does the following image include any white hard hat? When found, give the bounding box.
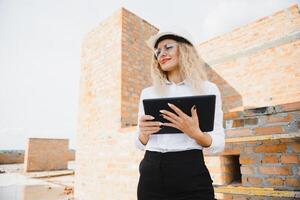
[146,26,195,50]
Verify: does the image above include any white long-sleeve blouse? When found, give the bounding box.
[134,79,225,154]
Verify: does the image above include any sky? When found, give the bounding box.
[0,0,299,150]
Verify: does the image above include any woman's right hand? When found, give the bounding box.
[138,115,162,145]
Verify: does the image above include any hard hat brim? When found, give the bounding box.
[146,31,194,50]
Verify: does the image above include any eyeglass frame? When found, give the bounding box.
[154,42,178,59]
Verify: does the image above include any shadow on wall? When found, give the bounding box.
[204,63,243,113]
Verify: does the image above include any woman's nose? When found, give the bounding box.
[161,49,167,57]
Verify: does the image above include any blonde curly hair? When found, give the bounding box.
[150,42,208,95]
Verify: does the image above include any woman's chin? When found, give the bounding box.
[161,64,176,72]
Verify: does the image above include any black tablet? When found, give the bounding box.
[143,95,216,134]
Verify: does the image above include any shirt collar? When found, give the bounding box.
[164,79,187,86]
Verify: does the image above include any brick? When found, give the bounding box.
[215,193,233,200]
[262,155,279,163]
[243,147,254,154]
[266,113,293,123]
[262,140,279,145]
[207,165,232,174]
[244,118,258,125]
[280,102,300,112]
[290,143,300,153]
[239,155,256,164]
[279,138,298,143]
[244,176,263,185]
[232,119,244,127]
[222,149,241,155]
[245,139,261,146]
[265,177,284,186]
[281,154,299,164]
[226,128,252,137]
[204,156,222,166]
[253,126,284,135]
[285,178,300,187]
[254,144,286,153]
[212,174,233,185]
[224,112,240,120]
[259,166,290,175]
[241,166,254,174]
[230,195,249,200]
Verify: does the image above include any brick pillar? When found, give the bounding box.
[121,9,157,127]
[75,8,157,199]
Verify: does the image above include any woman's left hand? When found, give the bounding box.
[160,103,202,139]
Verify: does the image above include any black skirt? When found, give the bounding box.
[137,149,215,200]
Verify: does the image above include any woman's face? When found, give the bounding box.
[155,39,179,73]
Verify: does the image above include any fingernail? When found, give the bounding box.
[168,103,172,107]
[159,110,164,113]
[150,116,155,119]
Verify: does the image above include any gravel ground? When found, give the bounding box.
[0,162,75,200]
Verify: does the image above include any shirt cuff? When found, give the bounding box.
[204,128,225,154]
[134,130,146,151]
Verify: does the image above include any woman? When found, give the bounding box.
[135,27,225,200]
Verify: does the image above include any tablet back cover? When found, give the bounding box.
[143,95,216,134]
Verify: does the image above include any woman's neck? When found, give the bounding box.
[167,70,184,84]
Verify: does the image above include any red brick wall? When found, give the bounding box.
[207,101,300,190]
[197,4,300,113]
[24,138,69,172]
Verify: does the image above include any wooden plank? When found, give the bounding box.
[215,185,300,198]
[226,132,300,143]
